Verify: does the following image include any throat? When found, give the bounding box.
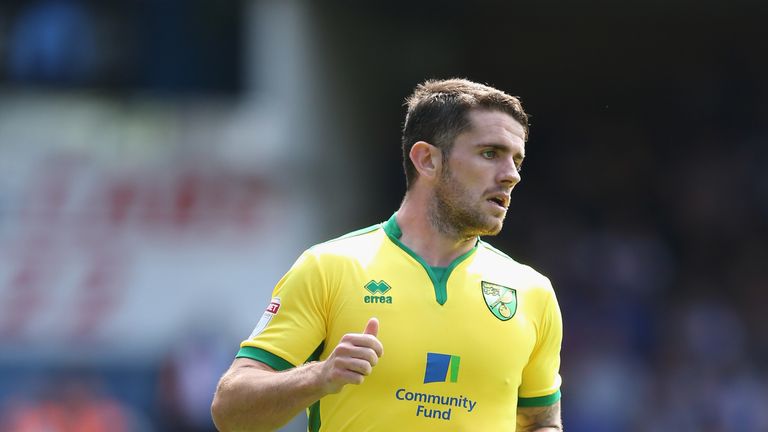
[399,230,477,267]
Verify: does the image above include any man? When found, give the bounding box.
[211,78,563,431]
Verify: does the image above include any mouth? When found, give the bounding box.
[486,194,510,210]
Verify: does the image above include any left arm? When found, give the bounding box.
[516,400,562,432]
[518,278,563,432]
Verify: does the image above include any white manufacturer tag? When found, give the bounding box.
[248,297,281,339]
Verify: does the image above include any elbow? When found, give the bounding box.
[210,380,263,432]
[211,381,238,432]
[210,363,278,432]
[210,390,228,431]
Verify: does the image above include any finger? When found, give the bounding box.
[339,357,374,376]
[336,369,366,386]
[342,334,384,358]
[352,347,379,367]
[323,364,366,391]
[363,317,379,337]
[336,338,382,364]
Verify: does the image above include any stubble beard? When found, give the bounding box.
[429,166,504,240]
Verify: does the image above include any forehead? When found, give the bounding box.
[460,109,526,150]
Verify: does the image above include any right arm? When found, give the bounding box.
[210,358,324,432]
[211,318,383,432]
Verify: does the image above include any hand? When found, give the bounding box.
[318,318,383,394]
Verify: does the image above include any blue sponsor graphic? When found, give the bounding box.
[391,352,474,421]
[424,352,460,384]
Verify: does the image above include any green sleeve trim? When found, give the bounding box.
[236,346,295,371]
[238,345,323,429]
[518,390,561,407]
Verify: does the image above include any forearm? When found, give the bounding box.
[211,361,327,432]
[212,320,383,431]
[516,402,562,432]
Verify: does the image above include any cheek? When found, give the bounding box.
[452,173,485,199]
[445,158,489,191]
[464,165,493,187]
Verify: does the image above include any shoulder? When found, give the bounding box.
[304,223,386,262]
[475,241,561,326]
[475,239,555,296]
[279,223,386,285]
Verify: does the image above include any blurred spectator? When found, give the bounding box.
[7,0,100,85]
[155,333,231,432]
[0,373,144,432]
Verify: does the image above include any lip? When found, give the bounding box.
[487,200,506,214]
[486,193,510,209]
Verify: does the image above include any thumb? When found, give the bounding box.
[363,317,379,337]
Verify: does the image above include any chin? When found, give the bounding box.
[484,226,503,237]
[477,220,503,237]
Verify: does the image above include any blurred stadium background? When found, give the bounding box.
[0,0,766,431]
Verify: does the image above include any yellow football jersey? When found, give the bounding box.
[239,214,562,431]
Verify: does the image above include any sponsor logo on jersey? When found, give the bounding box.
[363,280,392,303]
[391,352,474,421]
[265,299,280,314]
[424,352,460,384]
[394,388,477,420]
[248,297,280,339]
[481,281,517,321]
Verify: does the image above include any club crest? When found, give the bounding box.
[481,281,517,321]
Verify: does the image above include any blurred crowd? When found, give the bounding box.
[0,1,240,431]
[1,0,240,92]
[499,70,768,430]
[0,344,229,432]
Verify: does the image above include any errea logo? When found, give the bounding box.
[364,280,393,304]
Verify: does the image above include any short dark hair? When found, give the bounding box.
[401,78,529,189]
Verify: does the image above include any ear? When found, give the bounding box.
[409,141,442,182]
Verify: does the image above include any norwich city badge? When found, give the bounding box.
[481,281,517,321]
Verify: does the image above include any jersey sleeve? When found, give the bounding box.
[237,250,328,371]
[518,278,563,407]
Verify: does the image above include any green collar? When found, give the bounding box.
[382,213,403,238]
[382,213,478,305]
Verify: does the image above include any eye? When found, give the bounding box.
[481,149,497,159]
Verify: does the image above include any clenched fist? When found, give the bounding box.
[319,318,384,394]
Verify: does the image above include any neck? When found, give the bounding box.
[395,191,477,267]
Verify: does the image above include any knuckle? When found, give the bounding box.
[333,344,352,357]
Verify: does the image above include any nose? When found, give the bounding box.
[499,157,521,187]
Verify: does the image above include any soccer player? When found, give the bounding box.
[211,78,563,431]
